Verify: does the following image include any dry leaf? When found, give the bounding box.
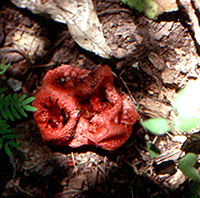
[11,0,112,58]
[155,0,178,15]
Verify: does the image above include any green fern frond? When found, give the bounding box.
[17,94,27,104]
[4,140,20,157]
[0,93,37,121]
[0,119,19,156]
[0,120,13,134]
[0,87,7,93]
[0,60,10,75]
[22,96,36,105]
[0,61,27,157]
[0,61,37,156]
[0,90,37,156]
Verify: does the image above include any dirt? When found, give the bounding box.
[0,0,200,197]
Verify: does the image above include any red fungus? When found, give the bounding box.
[33,65,138,150]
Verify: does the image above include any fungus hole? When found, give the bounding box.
[47,101,63,128]
[61,108,70,126]
[99,89,109,103]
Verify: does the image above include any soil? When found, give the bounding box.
[0,0,200,197]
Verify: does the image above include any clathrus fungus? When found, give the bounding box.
[33,65,138,150]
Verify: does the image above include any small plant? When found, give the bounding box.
[120,0,178,20]
[0,119,19,156]
[142,79,200,185]
[120,0,158,19]
[142,79,200,135]
[0,92,37,121]
[178,153,200,183]
[0,60,37,156]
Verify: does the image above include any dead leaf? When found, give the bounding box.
[155,0,178,16]
[11,0,112,58]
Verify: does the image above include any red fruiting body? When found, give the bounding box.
[33,65,138,150]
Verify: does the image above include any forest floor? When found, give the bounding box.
[0,0,200,197]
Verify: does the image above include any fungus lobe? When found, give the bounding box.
[33,65,138,150]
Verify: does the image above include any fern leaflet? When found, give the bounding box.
[0,93,37,121]
[0,61,36,157]
[0,119,19,156]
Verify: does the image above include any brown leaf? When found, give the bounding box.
[11,0,112,58]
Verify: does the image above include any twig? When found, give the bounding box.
[177,0,200,51]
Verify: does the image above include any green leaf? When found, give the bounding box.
[0,120,6,124]
[174,116,200,132]
[4,140,20,157]
[0,87,7,93]
[120,0,158,19]
[0,93,5,109]
[6,108,15,122]
[173,79,200,118]
[187,182,200,198]
[178,153,200,183]
[11,93,18,104]
[4,94,15,121]
[146,141,160,159]
[1,109,8,120]
[4,141,12,157]
[10,104,21,120]
[0,119,6,124]
[172,79,200,132]
[17,94,27,105]
[0,139,3,149]
[0,93,36,120]
[17,107,28,117]
[120,0,177,19]
[23,105,37,112]
[7,140,20,149]
[0,123,9,128]
[2,134,17,139]
[121,0,147,12]
[22,96,35,105]
[0,129,13,134]
[142,118,169,135]
[10,93,21,119]
[4,94,11,105]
